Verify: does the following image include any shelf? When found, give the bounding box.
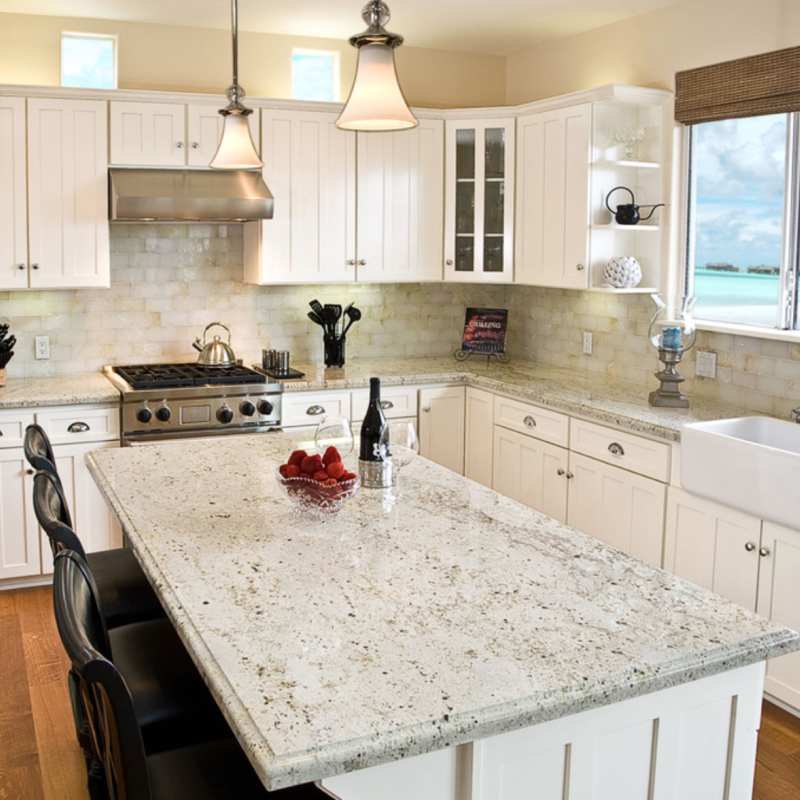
[593,159,661,170]
[587,286,659,294]
[592,223,660,232]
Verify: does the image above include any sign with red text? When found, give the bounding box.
[461,308,508,354]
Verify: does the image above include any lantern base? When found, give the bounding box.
[649,348,690,408]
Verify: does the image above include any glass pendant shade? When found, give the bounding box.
[210,112,262,170]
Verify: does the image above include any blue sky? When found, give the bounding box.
[693,114,786,269]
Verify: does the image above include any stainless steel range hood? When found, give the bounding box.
[109,168,274,222]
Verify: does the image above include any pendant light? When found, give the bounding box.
[336,1,418,132]
[210,0,263,169]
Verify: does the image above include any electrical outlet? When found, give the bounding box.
[34,335,50,360]
[582,332,593,356]
[696,350,717,379]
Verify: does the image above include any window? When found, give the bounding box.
[685,113,799,330]
[291,49,339,102]
[61,32,117,90]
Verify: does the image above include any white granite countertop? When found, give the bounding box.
[87,433,799,790]
[276,357,749,442]
[0,373,120,409]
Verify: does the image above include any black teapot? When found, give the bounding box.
[605,186,664,226]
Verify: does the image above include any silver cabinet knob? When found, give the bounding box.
[576,263,585,271]
[565,471,574,480]
[759,546,771,558]
[446,259,454,266]
[176,141,185,149]
[191,142,200,149]
[744,541,757,552]
[422,406,431,413]
[17,263,25,271]
[523,415,536,429]
[557,468,566,476]
[26,468,34,476]
[380,400,394,410]
[608,442,625,457]
[346,259,356,266]
[32,263,40,270]
[306,405,326,416]
[358,259,367,266]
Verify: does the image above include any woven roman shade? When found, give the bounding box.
[675,46,800,124]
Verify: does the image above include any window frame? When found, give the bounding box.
[60,31,118,90]
[290,48,341,103]
[681,111,800,333]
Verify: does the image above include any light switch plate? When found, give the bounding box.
[582,332,593,356]
[696,350,717,379]
[35,335,50,360]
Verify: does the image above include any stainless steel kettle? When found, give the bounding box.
[193,322,237,367]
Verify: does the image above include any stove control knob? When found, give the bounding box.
[217,405,234,424]
[137,407,153,424]
[155,405,171,422]
[239,401,256,417]
[257,399,274,416]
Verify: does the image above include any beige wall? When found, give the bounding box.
[506,0,800,104]
[0,12,507,108]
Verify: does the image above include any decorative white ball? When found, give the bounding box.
[603,256,642,289]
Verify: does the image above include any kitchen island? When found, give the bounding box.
[87,434,799,799]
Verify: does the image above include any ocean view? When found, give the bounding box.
[694,268,780,327]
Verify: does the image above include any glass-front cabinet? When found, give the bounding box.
[445,118,515,283]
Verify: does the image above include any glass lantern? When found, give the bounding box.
[648,295,697,408]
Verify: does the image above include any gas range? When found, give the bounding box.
[104,363,282,444]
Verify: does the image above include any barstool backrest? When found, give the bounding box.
[25,424,74,530]
[33,471,86,560]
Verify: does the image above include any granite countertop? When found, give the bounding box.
[278,357,748,442]
[87,433,799,790]
[0,373,120,409]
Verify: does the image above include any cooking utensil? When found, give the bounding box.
[309,299,326,319]
[307,311,325,327]
[341,306,362,337]
[0,335,16,352]
[192,322,237,367]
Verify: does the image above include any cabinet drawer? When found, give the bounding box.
[569,418,669,482]
[493,395,569,448]
[282,392,351,428]
[35,404,120,445]
[351,386,418,422]
[0,410,36,449]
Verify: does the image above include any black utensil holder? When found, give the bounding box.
[324,335,346,368]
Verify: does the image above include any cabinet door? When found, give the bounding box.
[357,119,444,282]
[757,522,800,709]
[41,441,122,575]
[493,426,568,523]
[664,487,761,610]
[419,387,465,475]
[515,105,590,288]
[567,452,665,567]
[445,118,515,283]
[464,388,494,487]
[0,97,28,290]
[186,103,261,167]
[110,101,186,166]
[0,449,40,580]
[27,98,110,289]
[245,109,356,284]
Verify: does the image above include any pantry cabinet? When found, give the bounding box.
[0,449,39,580]
[464,388,494,487]
[110,101,186,166]
[419,387,466,475]
[444,118,515,283]
[0,97,28,291]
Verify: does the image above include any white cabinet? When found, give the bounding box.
[186,103,260,167]
[351,386,418,423]
[567,452,665,567]
[0,449,39,580]
[445,118,515,283]
[757,523,800,710]
[464,388,494,487]
[356,119,444,282]
[282,391,352,429]
[244,109,356,285]
[419,387,465,475]
[493,426,568,523]
[27,98,109,289]
[0,97,28,291]
[110,101,186,166]
[515,104,591,288]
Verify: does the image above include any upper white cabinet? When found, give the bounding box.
[445,118,515,283]
[186,103,260,167]
[0,97,28,291]
[27,98,109,289]
[357,118,444,282]
[110,101,186,166]
[515,105,591,289]
[419,386,466,475]
[244,109,356,285]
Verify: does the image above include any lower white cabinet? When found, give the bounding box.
[493,426,569,523]
[567,452,666,567]
[0,449,39,580]
[464,388,494,487]
[419,387,465,475]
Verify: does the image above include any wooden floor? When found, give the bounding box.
[1,587,799,799]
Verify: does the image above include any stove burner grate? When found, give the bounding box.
[113,363,267,390]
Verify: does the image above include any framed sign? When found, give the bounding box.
[461,308,508,355]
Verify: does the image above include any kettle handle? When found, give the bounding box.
[638,203,666,221]
[605,186,635,215]
[201,322,231,345]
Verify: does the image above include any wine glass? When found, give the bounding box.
[314,417,354,458]
[379,420,419,475]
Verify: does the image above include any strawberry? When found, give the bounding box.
[284,464,301,478]
[279,464,290,478]
[325,461,346,480]
[312,470,329,482]
[339,471,357,482]
[301,455,322,475]
[322,478,338,488]
[288,449,307,466]
[322,446,342,466]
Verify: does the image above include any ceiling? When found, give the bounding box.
[2,0,679,55]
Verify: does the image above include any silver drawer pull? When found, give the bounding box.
[523,415,536,429]
[745,541,757,552]
[68,421,90,433]
[608,442,625,457]
[306,405,326,416]
[380,400,394,411]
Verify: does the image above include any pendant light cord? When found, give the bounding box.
[231,0,239,91]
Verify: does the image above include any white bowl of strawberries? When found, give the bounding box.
[276,446,359,514]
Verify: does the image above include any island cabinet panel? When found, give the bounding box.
[664,488,762,611]
[464,388,494,487]
[419,387,465,475]
[567,452,665,567]
[0,449,40,580]
[493,426,568,523]
[757,522,800,710]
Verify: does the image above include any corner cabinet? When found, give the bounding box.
[444,118,515,283]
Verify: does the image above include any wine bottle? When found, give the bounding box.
[359,377,387,462]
